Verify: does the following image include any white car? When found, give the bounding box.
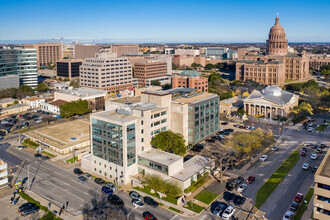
[305,141,311,146]
[283,211,294,220]
[237,184,247,193]
[222,205,235,219]
[132,199,144,208]
[307,127,313,132]
[302,163,310,170]
[271,146,278,151]
[308,122,313,126]
[311,154,318,160]
[129,191,142,200]
[259,155,268,161]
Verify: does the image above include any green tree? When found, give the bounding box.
[143,174,182,197]
[205,63,216,70]
[35,82,49,92]
[237,108,245,115]
[289,102,313,123]
[191,62,199,68]
[150,130,186,156]
[172,62,177,70]
[13,100,19,105]
[60,99,91,118]
[162,83,171,90]
[16,84,34,99]
[69,80,80,88]
[151,80,161,86]
[216,62,224,70]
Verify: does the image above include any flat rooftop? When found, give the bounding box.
[56,87,107,98]
[24,97,45,101]
[138,148,182,166]
[174,92,217,104]
[24,119,90,150]
[319,149,330,178]
[92,110,139,123]
[111,96,141,104]
[172,155,212,181]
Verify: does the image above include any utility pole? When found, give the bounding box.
[27,164,30,190]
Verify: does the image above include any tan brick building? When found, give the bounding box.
[134,61,167,86]
[236,15,309,85]
[24,43,62,68]
[171,70,208,92]
[309,54,330,70]
[172,55,206,68]
[75,44,99,59]
[110,44,139,57]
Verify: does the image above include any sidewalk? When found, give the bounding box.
[301,194,314,220]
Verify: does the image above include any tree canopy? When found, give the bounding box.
[289,102,313,123]
[143,174,182,197]
[35,82,49,92]
[59,99,91,118]
[150,130,186,156]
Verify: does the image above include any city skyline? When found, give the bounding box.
[1,0,329,43]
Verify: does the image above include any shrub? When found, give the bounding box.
[184,172,210,193]
[143,174,182,197]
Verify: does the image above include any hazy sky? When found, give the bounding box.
[1,0,329,43]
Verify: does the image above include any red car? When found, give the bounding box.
[294,193,304,203]
[143,212,158,220]
[246,176,255,184]
[300,150,306,156]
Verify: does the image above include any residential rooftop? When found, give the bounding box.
[174,92,218,104]
[138,148,182,166]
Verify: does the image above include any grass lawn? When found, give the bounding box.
[22,139,39,149]
[315,124,328,132]
[132,186,178,205]
[169,207,183,214]
[43,151,56,158]
[293,187,314,220]
[194,190,218,205]
[66,156,78,163]
[183,201,204,213]
[255,150,299,209]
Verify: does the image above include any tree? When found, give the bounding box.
[216,62,224,70]
[60,99,91,118]
[16,84,34,99]
[150,130,186,156]
[289,102,313,123]
[143,174,182,197]
[205,63,216,70]
[191,62,199,68]
[237,108,246,115]
[69,80,80,88]
[162,83,171,90]
[242,92,250,97]
[151,80,161,86]
[172,62,177,70]
[35,82,49,92]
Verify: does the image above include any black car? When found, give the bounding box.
[223,192,236,202]
[95,178,106,185]
[221,122,229,125]
[312,166,318,173]
[144,196,159,208]
[34,153,42,158]
[290,201,299,211]
[225,182,235,191]
[107,195,124,208]
[42,156,50,161]
[235,176,244,185]
[74,168,83,175]
[206,139,215,143]
[191,146,203,152]
[184,155,194,162]
[21,206,40,216]
[18,203,36,212]
[233,196,246,206]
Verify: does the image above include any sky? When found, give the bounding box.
[0,0,329,43]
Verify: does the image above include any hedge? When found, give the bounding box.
[184,172,210,193]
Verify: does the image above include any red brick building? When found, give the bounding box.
[171,70,208,92]
[134,61,167,86]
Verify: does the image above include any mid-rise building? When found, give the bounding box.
[201,47,228,58]
[57,59,83,80]
[80,53,133,93]
[75,44,99,59]
[110,44,139,57]
[313,148,330,220]
[175,49,200,56]
[171,70,208,92]
[309,54,330,70]
[0,46,38,87]
[0,160,8,189]
[236,15,309,85]
[0,75,19,90]
[164,48,175,55]
[24,43,62,69]
[81,88,218,187]
[172,55,206,68]
[134,61,168,86]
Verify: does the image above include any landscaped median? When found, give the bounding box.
[255,150,300,209]
[293,187,314,220]
[183,201,205,214]
[194,189,218,205]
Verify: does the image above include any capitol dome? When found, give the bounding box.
[263,85,282,96]
[266,15,288,56]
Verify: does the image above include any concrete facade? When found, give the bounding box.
[75,44,99,59]
[172,55,206,68]
[0,75,19,90]
[110,44,139,57]
[80,53,133,93]
[22,97,45,108]
[309,54,330,70]
[0,160,8,189]
[41,99,67,114]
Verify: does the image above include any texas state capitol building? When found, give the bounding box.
[236,15,309,85]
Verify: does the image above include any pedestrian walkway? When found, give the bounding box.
[301,194,314,220]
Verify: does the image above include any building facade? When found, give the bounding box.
[24,43,62,69]
[0,160,8,189]
[57,59,83,80]
[80,53,133,93]
[23,97,45,108]
[172,55,206,68]
[171,70,208,92]
[313,149,330,220]
[175,49,200,56]
[41,99,67,114]
[110,44,139,57]
[134,61,167,86]
[0,75,19,90]
[0,46,38,87]
[236,15,309,85]
[75,44,99,59]
[243,85,299,118]
[309,54,330,70]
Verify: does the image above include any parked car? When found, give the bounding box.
[78,176,87,184]
[312,166,318,173]
[221,122,229,125]
[102,186,114,195]
[129,191,143,200]
[246,176,255,184]
[302,146,307,152]
[191,145,203,152]
[237,184,247,193]
[259,155,268,161]
[34,153,42,158]
[143,211,158,220]
[290,201,299,211]
[302,163,310,170]
[300,150,306,156]
[307,127,313,132]
[235,176,244,185]
[233,196,246,206]
[132,199,144,208]
[311,154,318,160]
[144,196,159,208]
[21,206,40,216]
[316,147,322,153]
[184,155,194,162]
[249,127,255,131]
[16,145,27,150]
[213,202,228,216]
[74,168,83,175]
[83,173,93,180]
[95,178,106,186]
[225,182,235,191]
[42,156,50,161]
[222,205,235,220]
[105,182,116,191]
[206,139,215,143]
[271,146,278,151]
[294,193,304,203]
[283,211,294,220]
[223,192,236,202]
[18,203,36,212]
[320,143,327,148]
[107,195,124,208]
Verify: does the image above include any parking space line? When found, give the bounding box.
[169,214,178,220]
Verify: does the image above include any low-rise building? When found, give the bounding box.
[309,54,330,70]
[0,98,16,109]
[0,160,8,189]
[41,99,68,115]
[22,97,45,109]
[56,59,83,80]
[220,97,243,115]
[54,87,107,111]
[171,70,208,92]
[313,149,330,220]
[172,55,206,68]
[0,104,30,116]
